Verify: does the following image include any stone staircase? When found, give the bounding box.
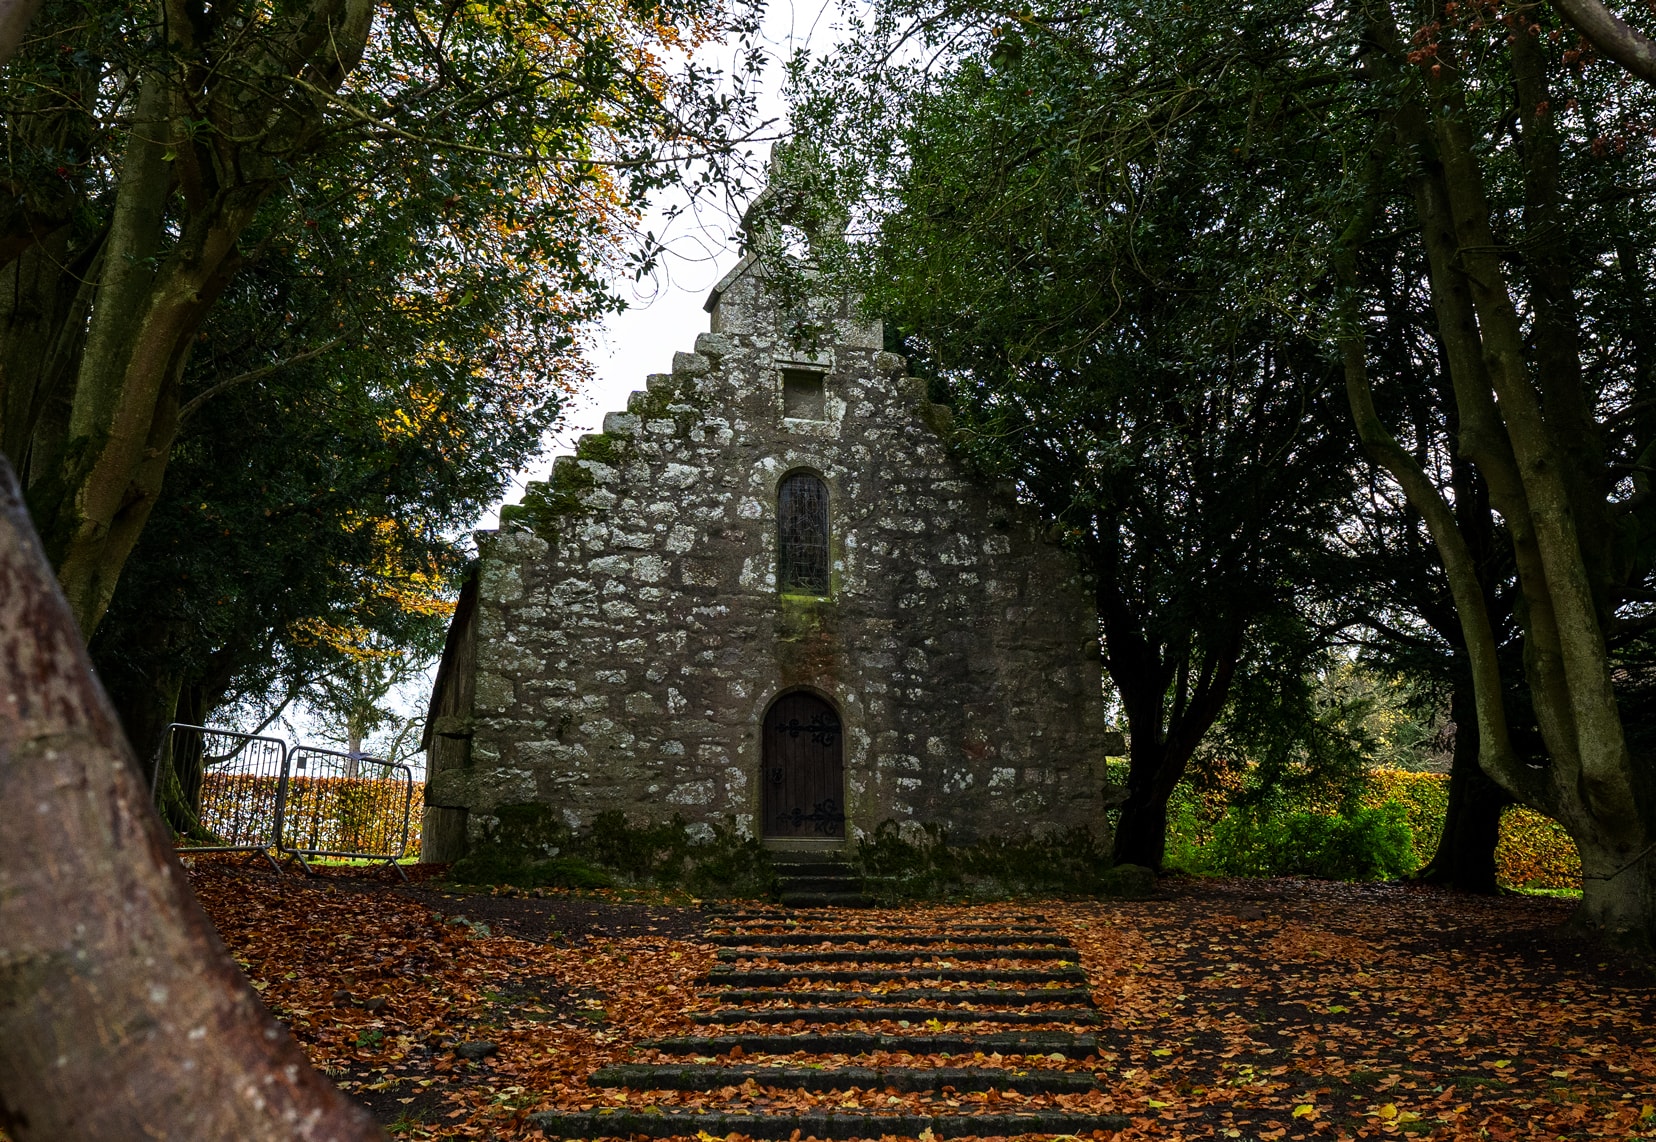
[530,908,1128,1139]
[772,849,870,908]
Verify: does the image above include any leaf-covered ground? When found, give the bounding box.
[188,858,1656,1140]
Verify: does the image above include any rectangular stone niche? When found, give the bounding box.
[782,369,826,420]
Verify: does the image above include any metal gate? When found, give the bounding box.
[279,746,413,880]
[151,724,289,872]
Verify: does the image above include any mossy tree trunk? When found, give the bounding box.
[1341,3,1654,943]
[3,0,375,639]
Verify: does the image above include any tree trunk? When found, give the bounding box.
[1112,780,1173,870]
[1574,844,1656,941]
[0,0,43,66]
[1339,6,1656,946]
[1417,679,1511,893]
[0,456,382,1141]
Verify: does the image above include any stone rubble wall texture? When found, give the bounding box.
[426,262,1111,847]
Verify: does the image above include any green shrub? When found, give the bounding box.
[1196,802,1417,881]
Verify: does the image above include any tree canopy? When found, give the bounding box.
[785,0,1366,868]
[1,0,756,634]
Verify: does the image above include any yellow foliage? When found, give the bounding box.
[1364,769,1581,890]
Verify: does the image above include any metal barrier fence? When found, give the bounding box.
[151,724,289,873]
[280,746,413,880]
[151,724,413,879]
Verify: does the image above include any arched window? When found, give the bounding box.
[777,472,830,594]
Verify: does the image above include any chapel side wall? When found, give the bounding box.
[442,281,1109,848]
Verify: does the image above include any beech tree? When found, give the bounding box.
[84,149,584,772]
[1335,0,1656,937]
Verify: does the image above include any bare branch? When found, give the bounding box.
[176,338,343,422]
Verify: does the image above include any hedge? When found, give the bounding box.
[1151,766,1581,889]
[1362,769,1581,890]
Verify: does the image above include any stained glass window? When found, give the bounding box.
[778,473,830,594]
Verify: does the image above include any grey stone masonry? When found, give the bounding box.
[422,250,1112,854]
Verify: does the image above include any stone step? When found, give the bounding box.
[528,1108,1132,1139]
[692,1007,1100,1026]
[708,913,1053,926]
[714,947,1076,964]
[774,875,863,893]
[705,932,1071,948]
[696,988,1096,1006]
[704,912,1049,924]
[642,1032,1100,1057]
[707,968,1087,986]
[587,1064,1101,1094]
[776,891,874,908]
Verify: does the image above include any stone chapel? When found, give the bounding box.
[419,199,1113,863]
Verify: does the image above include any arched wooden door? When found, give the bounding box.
[762,691,845,838]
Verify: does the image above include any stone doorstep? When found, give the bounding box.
[704,933,1072,948]
[641,1032,1100,1058]
[694,988,1096,1006]
[528,1109,1133,1139]
[706,969,1088,986]
[587,1064,1102,1095]
[762,838,849,853]
[714,948,1077,964]
[691,1008,1101,1026]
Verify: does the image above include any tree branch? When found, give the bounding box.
[177,338,342,423]
[1552,0,1656,84]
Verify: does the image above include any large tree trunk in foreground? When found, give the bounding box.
[0,0,42,65]
[0,458,381,1141]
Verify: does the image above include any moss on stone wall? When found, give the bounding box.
[576,431,625,466]
[450,805,776,898]
[853,821,1146,901]
[507,457,598,543]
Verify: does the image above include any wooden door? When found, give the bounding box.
[762,692,845,838]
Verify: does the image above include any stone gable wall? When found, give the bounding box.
[424,265,1111,849]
